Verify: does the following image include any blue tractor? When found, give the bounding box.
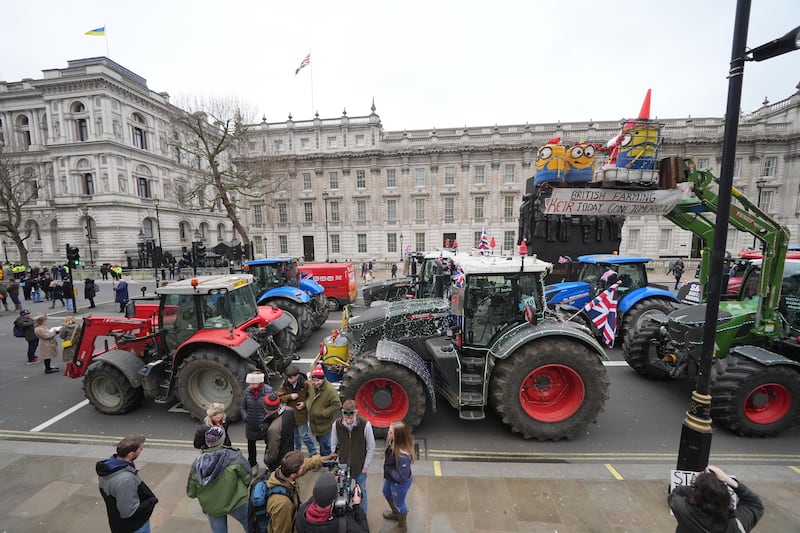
[243,257,329,345]
[545,254,679,350]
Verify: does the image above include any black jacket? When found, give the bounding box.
[669,481,763,533]
[296,500,370,533]
[14,316,37,341]
[96,456,158,533]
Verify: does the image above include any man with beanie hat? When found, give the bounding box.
[306,365,341,456]
[278,364,317,455]
[240,370,273,475]
[331,399,375,513]
[187,427,252,532]
[262,392,297,472]
[296,473,369,533]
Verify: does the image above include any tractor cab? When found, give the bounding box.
[575,255,649,299]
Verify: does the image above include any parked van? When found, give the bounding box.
[298,263,357,311]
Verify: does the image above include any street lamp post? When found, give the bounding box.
[137,230,145,269]
[154,199,163,282]
[399,233,403,262]
[2,240,8,263]
[676,1,800,472]
[753,179,768,249]
[192,229,202,276]
[82,207,95,267]
[322,191,330,262]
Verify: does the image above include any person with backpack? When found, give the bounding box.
[261,393,297,473]
[187,427,252,533]
[295,473,369,533]
[14,309,38,364]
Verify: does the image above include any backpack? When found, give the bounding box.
[248,473,291,533]
[13,324,24,338]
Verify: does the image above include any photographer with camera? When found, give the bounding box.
[296,472,369,533]
[331,400,375,514]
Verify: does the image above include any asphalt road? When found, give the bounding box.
[1,279,798,469]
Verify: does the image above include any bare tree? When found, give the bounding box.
[170,96,286,249]
[0,143,39,265]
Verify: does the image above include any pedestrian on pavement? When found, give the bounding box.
[49,280,65,308]
[382,421,415,532]
[331,399,375,513]
[669,464,763,533]
[278,364,317,456]
[63,277,74,311]
[364,270,373,285]
[59,315,80,362]
[673,259,685,290]
[30,277,42,303]
[96,435,158,533]
[261,392,297,472]
[7,278,21,311]
[187,427,252,533]
[240,370,272,475]
[296,473,370,533]
[306,364,342,456]
[33,314,60,374]
[114,277,129,313]
[84,277,98,309]
[193,402,232,449]
[391,263,398,279]
[14,309,39,364]
[0,283,10,311]
[266,449,331,533]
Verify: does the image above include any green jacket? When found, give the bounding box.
[266,454,325,533]
[306,380,342,436]
[186,446,251,517]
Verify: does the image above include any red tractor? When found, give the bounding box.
[65,274,295,421]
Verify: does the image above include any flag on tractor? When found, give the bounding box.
[583,281,621,348]
[452,267,465,288]
[478,227,489,254]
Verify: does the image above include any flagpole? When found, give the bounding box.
[105,30,110,58]
[309,51,315,116]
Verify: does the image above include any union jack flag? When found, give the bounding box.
[300,272,313,281]
[478,227,489,254]
[452,267,465,288]
[583,281,621,348]
[295,53,311,75]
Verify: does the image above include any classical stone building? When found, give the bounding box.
[0,57,229,267]
[2,57,798,268]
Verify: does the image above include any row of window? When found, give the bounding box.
[273,134,368,152]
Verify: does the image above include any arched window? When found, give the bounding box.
[84,174,95,195]
[17,115,31,146]
[143,219,155,239]
[217,224,225,242]
[179,222,189,241]
[71,102,86,113]
[131,112,147,149]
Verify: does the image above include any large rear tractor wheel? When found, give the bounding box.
[622,322,671,380]
[490,338,609,441]
[271,299,313,346]
[619,298,674,351]
[314,294,330,327]
[710,354,800,437]
[176,349,251,422]
[83,363,144,415]
[271,328,297,373]
[340,352,427,439]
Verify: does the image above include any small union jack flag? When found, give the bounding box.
[583,281,621,348]
[299,272,313,281]
[478,227,489,254]
[452,267,465,288]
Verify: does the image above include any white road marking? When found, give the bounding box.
[30,399,90,432]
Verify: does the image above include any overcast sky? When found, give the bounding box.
[3,1,799,130]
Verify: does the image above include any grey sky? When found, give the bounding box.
[3,0,799,130]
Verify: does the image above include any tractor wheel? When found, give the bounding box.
[272,299,312,346]
[315,294,331,326]
[622,321,671,380]
[619,298,674,351]
[340,351,427,439]
[176,349,251,422]
[490,338,609,441]
[83,363,144,415]
[710,354,800,437]
[272,327,297,373]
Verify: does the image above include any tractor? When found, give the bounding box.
[328,252,610,441]
[361,249,457,307]
[64,274,296,422]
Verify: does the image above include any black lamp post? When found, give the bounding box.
[322,191,330,262]
[137,230,145,269]
[2,239,9,263]
[676,0,800,472]
[82,206,95,267]
[192,229,202,276]
[154,199,163,281]
[399,233,404,262]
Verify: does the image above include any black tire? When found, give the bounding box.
[314,294,330,327]
[622,321,671,380]
[272,299,312,346]
[176,349,252,421]
[340,352,427,439]
[83,362,144,415]
[490,338,609,441]
[327,298,341,312]
[619,298,674,351]
[710,354,800,437]
[271,328,297,373]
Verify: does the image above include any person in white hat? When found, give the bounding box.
[239,370,272,475]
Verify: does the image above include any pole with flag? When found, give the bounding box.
[295,52,314,117]
[581,280,622,348]
[478,227,490,255]
[85,26,109,57]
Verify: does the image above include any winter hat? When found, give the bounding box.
[246,371,264,384]
[313,473,338,507]
[264,392,281,410]
[206,402,225,417]
[311,364,325,378]
[205,426,226,448]
[19,310,31,316]
[284,364,300,377]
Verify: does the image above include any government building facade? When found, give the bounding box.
[1,57,799,268]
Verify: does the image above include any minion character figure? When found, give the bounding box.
[616,121,660,170]
[534,137,567,186]
[565,142,596,183]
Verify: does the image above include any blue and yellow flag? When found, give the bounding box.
[85,26,105,36]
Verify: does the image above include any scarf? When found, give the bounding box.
[304,502,333,523]
[249,384,264,398]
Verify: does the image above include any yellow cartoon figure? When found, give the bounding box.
[616,122,660,170]
[565,143,596,183]
[534,137,567,186]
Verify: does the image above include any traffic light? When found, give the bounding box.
[66,244,81,267]
[195,243,207,263]
[182,248,192,264]
[233,244,243,261]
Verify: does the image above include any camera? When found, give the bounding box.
[322,459,355,515]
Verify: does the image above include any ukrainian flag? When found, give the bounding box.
[85,26,105,36]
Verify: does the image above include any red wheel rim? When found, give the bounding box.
[354,378,410,429]
[519,364,585,422]
[743,382,791,424]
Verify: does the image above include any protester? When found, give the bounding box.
[193,402,232,449]
[240,370,271,475]
[50,280,65,308]
[296,472,370,533]
[278,364,317,455]
[673,258,685,290]
[84,277,98,308]
[669,465,764,533]
[265,449,331,533]
[261,392,297,472]
[331,399,375,513]
[14,309,38,364]
[114,277,129,313]
[96,435,158,533]
[187,427,252,533]
[7,278,21,311]
[33,314,60,374]
[306,365,341,456]
[59,315,80,362]
[382,421,415,532]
